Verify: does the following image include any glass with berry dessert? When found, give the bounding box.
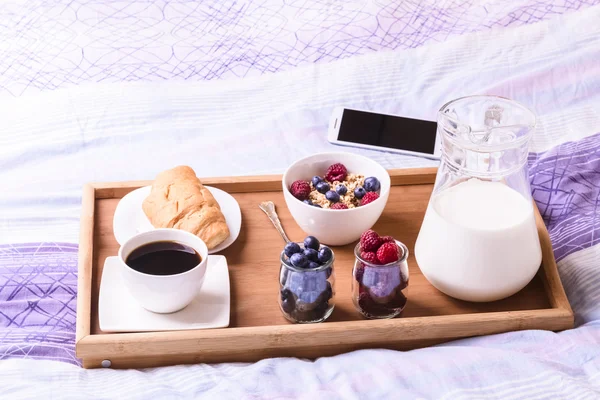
[352,230,409,319]
[279,236,336,323]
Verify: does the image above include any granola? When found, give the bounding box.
[309,173,365,209]
[288,162,381,209]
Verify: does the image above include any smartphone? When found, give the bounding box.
[327,107,441,160]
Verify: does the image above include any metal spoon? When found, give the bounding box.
[259,201,291,243]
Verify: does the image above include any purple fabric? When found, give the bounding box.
[1,0,598,97]
[529,132,600,262]
[0,243,78,364]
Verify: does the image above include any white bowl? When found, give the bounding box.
[282,152,391,246]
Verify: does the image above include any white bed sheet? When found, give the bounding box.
[1,4,600,400]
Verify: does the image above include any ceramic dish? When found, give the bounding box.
[98,255,230,332]
[113,186,242,254]
[282,152,391,246]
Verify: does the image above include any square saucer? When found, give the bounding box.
[99,255,230,333]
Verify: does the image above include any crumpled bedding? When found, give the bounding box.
[1,1,600,399]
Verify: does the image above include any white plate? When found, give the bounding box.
[99,255,230,332]
[113,186,241,254]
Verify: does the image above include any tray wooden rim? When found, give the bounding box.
[76,167,574,367]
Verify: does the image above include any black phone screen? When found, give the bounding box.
[336,109,438,154]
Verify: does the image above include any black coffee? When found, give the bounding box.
[125,241,201,276]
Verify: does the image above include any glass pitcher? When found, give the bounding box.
[414,95,542,302]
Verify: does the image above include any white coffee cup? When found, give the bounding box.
[117,228,208,314]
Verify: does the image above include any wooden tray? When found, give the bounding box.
[76,168,574,369]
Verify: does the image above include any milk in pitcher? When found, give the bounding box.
[415,178,542,302]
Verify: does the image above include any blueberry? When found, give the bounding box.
[316,181,330,194]
[284,242,302,257]
[280,288,293,302]
[304,236,320,251]
[324,281,333,300]
[290,253,308,268]
[336,184,347,195]
[318,246,333,264]
[280,288,296,314]
[324,266,332,279]
[354,187,366,199]
[312,176,324,186]
[281,298,294,314]
[304,248,319,262]
[308,261,320,269]
[315,282,333,305]
[303,199,313,206]
[364,177,381,192]
[312,300,329,319]
[326,190,340,203]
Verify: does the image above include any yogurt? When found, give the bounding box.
[414,178,542,302]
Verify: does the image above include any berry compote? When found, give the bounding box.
[352,239,409,319]
[279,238,335,323]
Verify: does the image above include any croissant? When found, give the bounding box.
[142,166,230,249]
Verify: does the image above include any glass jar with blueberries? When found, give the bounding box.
[352,230,409,319]
[279,236,335,323]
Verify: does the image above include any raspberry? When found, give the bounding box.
[376,242,400,264]
[330,203,348,210]
[360,251,379,265]
[354,265,365,282]
[380,236,395,244]
[360,230,381,252]
[361,192,379,205]
[325,163,348,182]
[290,180,310,200]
